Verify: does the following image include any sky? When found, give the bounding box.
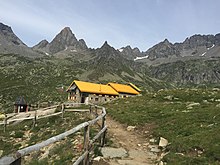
[0,0,219,51]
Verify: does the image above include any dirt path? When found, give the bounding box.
[104,116,159,165]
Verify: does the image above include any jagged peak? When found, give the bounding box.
[163,38,171,44]
[103,41,109,45]
[33,39,49,49]
[39,39,49,44]
[0,22,13,33]
[124,45,132,49]
[79,39,86,43]
[101,41,113,49]
[61,27,71,32]
[57,27,76,38]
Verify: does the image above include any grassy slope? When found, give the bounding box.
[0,54,81,112]
[0,54,170,113]
[105,88,220,164]
[0,107,92,164]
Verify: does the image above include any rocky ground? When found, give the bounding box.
[93,116,167,165]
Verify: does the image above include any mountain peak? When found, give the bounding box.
[103,41,109,46]
[163,38,171,45]
[60,27,73,35]
[0,22,13,33]
[49,27,78,54]
[32,39,49,50]
[0,22,26,46]
[101,41,112,49]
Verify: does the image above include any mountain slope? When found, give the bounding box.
[136,33,220,63]
[33,27,88,56]
[148,58,220,86]
[0,23,43,58]
[119,46,143,60]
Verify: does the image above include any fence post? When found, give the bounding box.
[3,114,7,133]
[100,115,106,147]
[83,125,90,165]
[61,104,65,119]
[32,110,37,128]
[38,101,40,109]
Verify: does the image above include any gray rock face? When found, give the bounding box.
[146,39,180,60]
[33,27,88,55]
[49,27,78,54]
[0,22,43,58]
[149,59,220,85]
[139,34,220,61]
[119,45,143,60]
[180,34,215,49]
[33,39,49,50]
[0,22,26,46]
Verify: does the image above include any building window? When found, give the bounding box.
[95,98,99,101]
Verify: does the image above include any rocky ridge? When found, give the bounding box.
[33,27,88,56]
[1,22,220,86]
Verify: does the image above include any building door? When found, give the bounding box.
[81,97,85,103]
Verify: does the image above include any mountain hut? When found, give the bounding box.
[14,96,29,113]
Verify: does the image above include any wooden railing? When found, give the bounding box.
[0,103,107,165]
[0,105,60,132]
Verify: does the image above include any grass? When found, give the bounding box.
[105,88,220,164]
[0,110,91,164]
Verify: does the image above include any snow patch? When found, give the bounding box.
[200,52,206,56]
[134,55,149,61]
[207,44,215,50]
[118,48,123,52]
[45,52,49,56]
[71,49,77,52]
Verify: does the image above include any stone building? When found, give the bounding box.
[66,80,119,104]
[66,80,140,104]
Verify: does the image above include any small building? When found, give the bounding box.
[66,80,119,104]
[108,82,140,98]
[14,96,28,113]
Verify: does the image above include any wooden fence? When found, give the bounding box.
[0,103,107,165]
[0,105,60,132]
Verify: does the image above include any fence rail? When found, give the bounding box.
[0,103,107,165]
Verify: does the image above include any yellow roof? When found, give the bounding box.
[108,83,140,95]
[67,80,119,95]
[129,83,141,92]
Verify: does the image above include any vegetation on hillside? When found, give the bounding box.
[0,108,95,164]
[0,54,170,113]
[105,88,220,164]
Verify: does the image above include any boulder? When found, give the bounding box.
[164,95,173,101]
[126,126,136,132]
[159,137,168,147]
[148,145,161,153]
[101,147,128,158]
[187,102,200,107]
[93,156,102,161]
[149,138,156,143]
